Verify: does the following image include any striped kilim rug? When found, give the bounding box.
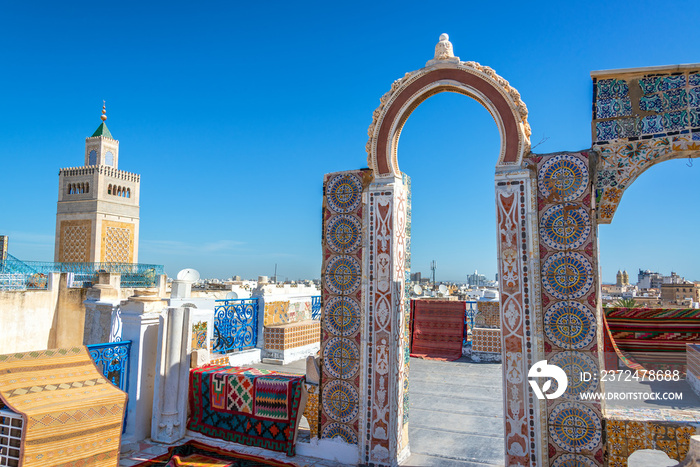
[410,300,465,361]
[133,440,297,466]
[604,307,700,373]
[0,346,127,466]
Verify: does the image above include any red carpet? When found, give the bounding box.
[410,299,465,361]
[133,440,297,466]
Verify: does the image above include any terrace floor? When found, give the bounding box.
[119,356,506,466]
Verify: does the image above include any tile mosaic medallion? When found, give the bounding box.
[592,69,700,224]
[319,170,369,449]
[534,152,603,467]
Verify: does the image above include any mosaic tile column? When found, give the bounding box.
[320,170,369,447]
[535,152,604,467]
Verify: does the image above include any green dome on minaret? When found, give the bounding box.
[91,102,113,139]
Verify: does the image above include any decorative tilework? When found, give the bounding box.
[606,419,697,466]
[539,204,591,250]
[322,379,359,423]
[544,302,596,349]
[263,321,320,351]
[324,296,360,336]
[541,252,593,300]
[473,301,500,328]
[595,134,700,223]
[263,301,289,327]
[321,421,358,444]
[302,384,319,439]
[471,328,502,353]
[548,402,602,452]
[322,337,359,379]
[320,170,367,449]
[326,214,362,253]
[191,321,207,350]
[324,255,361,295]
[536,152,601,466]
[326,174,362,213]
[538,155,589,202]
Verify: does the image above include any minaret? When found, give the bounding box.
[54,104,140,263]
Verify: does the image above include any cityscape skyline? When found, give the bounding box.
[2,1,700,284]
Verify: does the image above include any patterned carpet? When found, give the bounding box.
[132,439,297,466]
[604,307,700,373]
[410,300,465,361]
[188,366,306,456]
[0,346,127,466]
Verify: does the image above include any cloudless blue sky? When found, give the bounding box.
[1,1,699,283]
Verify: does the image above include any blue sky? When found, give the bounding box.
[1,1,699,283]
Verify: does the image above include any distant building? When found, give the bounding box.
[616,270,630,287]
[54,105,140,263]
[637,269,662,290]
[410,272,422,282]
[467,270,487,287]
[660,282,700,304]
[0,235,7,261]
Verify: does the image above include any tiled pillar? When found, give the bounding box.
[362,175,410,465]
[319,170,369,458]
[534,152,604,466]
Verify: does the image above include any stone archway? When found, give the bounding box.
[320,34,545,466]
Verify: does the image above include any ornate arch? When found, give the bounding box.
[365,39,531,178]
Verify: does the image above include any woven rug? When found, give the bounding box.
[0,346,127,466]
[188,366,306,456]
[410,299,465,361]
[604,307,700,373]
[133,440,297,466]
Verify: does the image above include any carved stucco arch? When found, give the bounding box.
[366,60,532,178]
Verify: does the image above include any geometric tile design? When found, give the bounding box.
[321,379,359,423]
[101,220,134,263]
[263,321,320,351]
[303,384,319,439]
[606,420,697,467]
[537,152,602,466]
[191,321,207,351]
[263,301,289,327]
[544,301,596,349]
[541,252,594,300]
[548,402,602,451]
[320,170,366,447]
[471,328,502,353]
[58,219,92,262]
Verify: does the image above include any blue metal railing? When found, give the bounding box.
[213,298,258,353]
[464,301,478,345]
[87,340,131,432]
[311,295,322,320]
[0,254,163,290]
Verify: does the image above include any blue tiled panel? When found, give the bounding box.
[661,75,686,91]
[662,89,688,111]
[690,109,700,128]
[639,94,663,112]
[639,76,661,94]
[596,79,629,99]
[690,73,700,87]
[596,97,632,119]
[640,115,664,134]
[596,120,619,141]
[689,87,700,108]
[663,110,688,131]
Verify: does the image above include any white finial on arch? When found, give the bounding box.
[434,33,457,61]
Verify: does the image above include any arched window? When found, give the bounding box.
[67,184,71,194]
[89,149,97,165]
[108,184,112,195]
[126,188,130,198]
[105,151,114,167]
[86,182,89,193]
[80,183,84,194]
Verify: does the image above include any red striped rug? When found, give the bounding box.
[410,299,465,361]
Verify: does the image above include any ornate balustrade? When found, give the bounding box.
[87,340,131,431]
[213,298,258,353]
[0,254,163,290]
[311,295,321,320]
